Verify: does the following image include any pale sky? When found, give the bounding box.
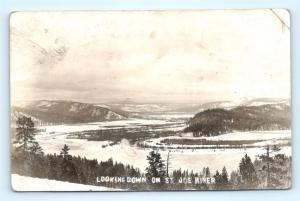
[10,10,291,104]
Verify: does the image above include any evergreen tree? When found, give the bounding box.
[205,167,211,177]
[259,145,281,188]
[59,144,77,182]
[15,116,35,152]
[145,150,166,184]
[221,166,229,183]
[214,170,222,183]
[29,141,44,155]
[60,144,71,159]
[239,154,256,184]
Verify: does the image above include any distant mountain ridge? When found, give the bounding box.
[90,98,290,116]
[176,98,290,113]
[185,103,291,136]
[11,100,127,125]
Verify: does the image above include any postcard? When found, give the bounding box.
[10,10,291,191]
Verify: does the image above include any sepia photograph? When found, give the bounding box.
[10,10,291,191]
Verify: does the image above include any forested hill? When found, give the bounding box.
[184,103,291,136]
[11,100,127,125]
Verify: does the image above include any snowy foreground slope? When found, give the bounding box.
[11,174,122,191]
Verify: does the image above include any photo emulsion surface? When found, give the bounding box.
[10,10,291,191]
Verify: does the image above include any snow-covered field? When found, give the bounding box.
[142,130,291,149]
[11,174,121,191]
[38,118,185,134]
[35,115,291,174]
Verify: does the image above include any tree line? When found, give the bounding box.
[185,104,291,137]
[12,116,291,190]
